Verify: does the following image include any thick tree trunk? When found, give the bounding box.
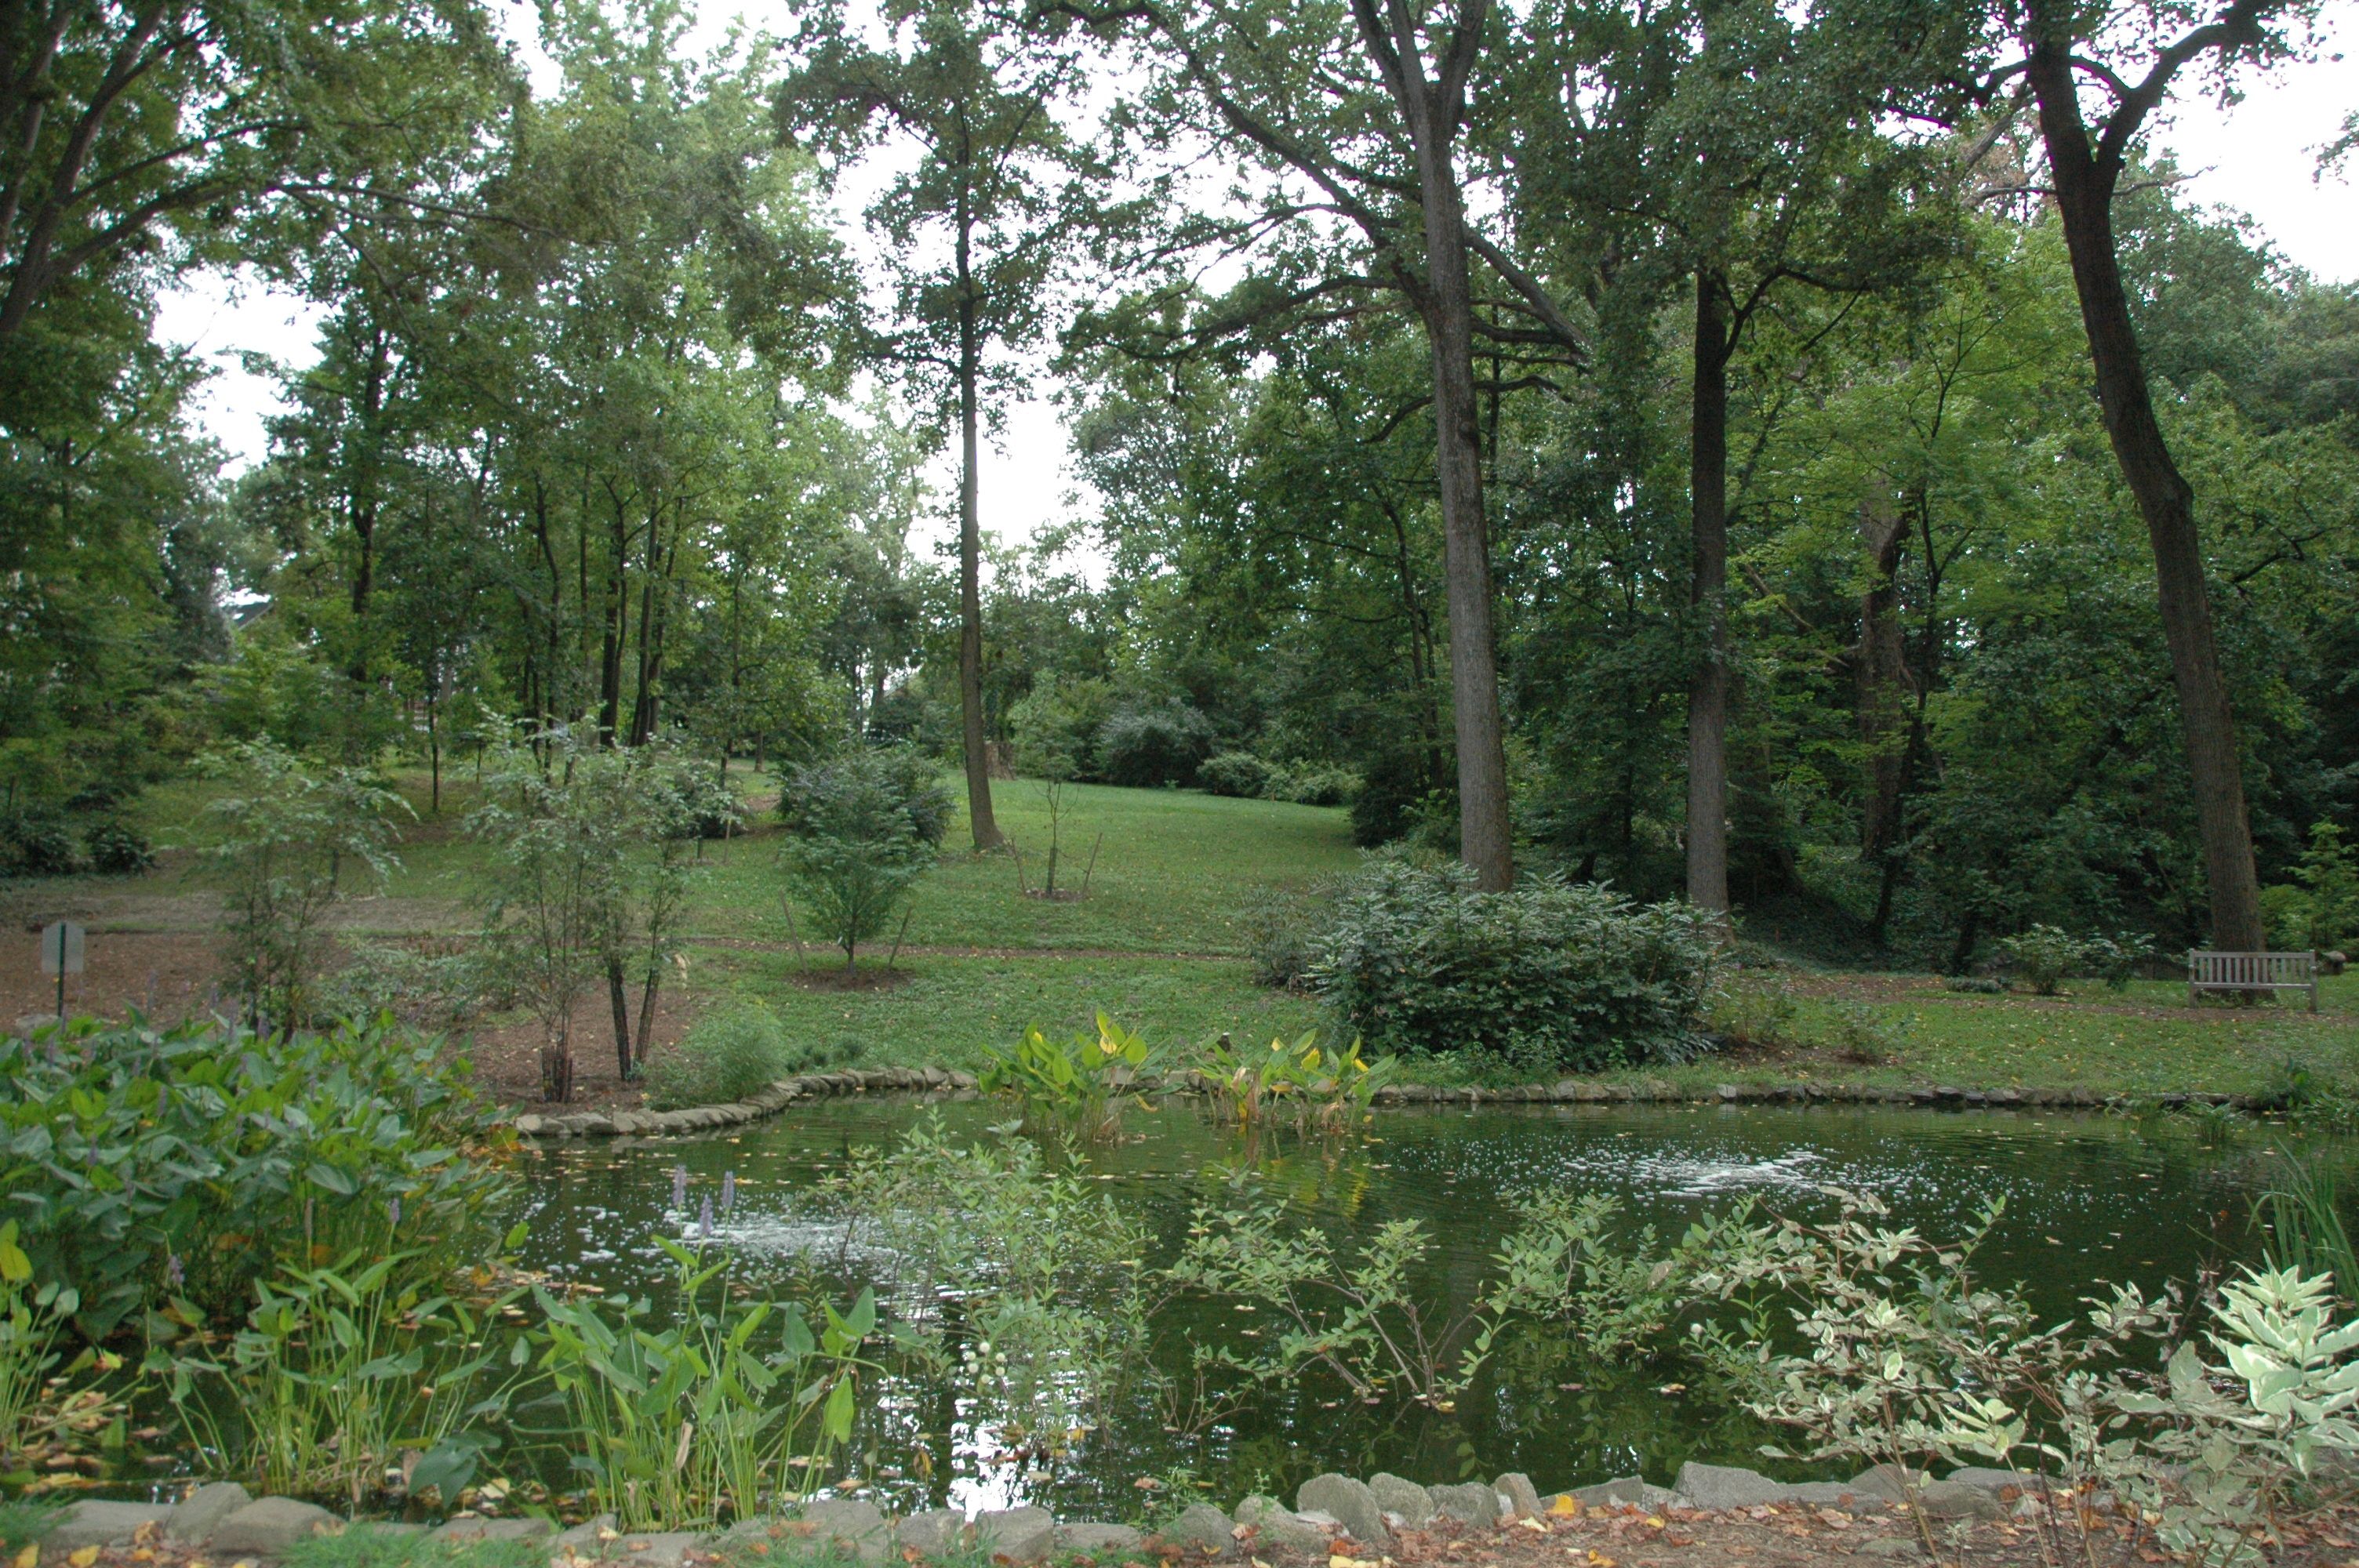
[954,192,1002,851]
[1399,96,1511,890]
[2026,38,2265,949]
[1685,270,1732,916]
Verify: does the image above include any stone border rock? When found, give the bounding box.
[37,1463,2065,1566]
[503,1062,2271,1142]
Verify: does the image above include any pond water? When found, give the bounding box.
[511,1097,2325,1518]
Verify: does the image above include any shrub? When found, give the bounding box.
[1350,746,1442,847]
[1997,923,2087,994]
[1263,762,1358,807]
[1240,879,1342,990]
[2263,822,2359,953]
[2088,929,2157,989]
[643,1004,798,1111]
[1308,859,1722,1073]
[0,812,87,877]
[0,1015,510,1337]
[1007,675,1116,781]
[84,818,154,875]
[1197,750,1270,799]
[200,741,408,1030]
[1096,700,1212,788]
[778,746,949,971]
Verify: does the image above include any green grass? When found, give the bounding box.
[0,1501,62,1555]
[133,768,1360,956]
[707,950,1324,1069]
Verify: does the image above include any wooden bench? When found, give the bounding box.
[2187,949,2318,1011]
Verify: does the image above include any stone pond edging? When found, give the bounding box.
[501,1064,2267,1141]
[38,1462,2054,1566]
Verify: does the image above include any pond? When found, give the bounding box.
[510,1096,2321,1519]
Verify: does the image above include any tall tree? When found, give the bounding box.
[1983,0,2321,948]
[778,0,1099,851]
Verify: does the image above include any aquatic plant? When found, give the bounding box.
[0,1221,73,1461]
[977,1012,1160,1140]
[2255,1150,2358,1303]
[0,1014,513,1334]
[1194,1029,1390,1133]
[528,1240,873,1529]
[155,1248,529,1506]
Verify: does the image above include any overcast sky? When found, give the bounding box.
[153,12,2358,563]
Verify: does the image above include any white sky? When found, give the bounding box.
[153,11,2359,564]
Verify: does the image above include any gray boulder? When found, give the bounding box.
[1368,1474,1435,1528]
[1492,1475,1543,1520]
[895,1510,972,1559]
[804,1499,891,1565]
[164,1483,252,1546]
[1295,1475,1391,1550]
[208,1498,342,1557]
[1940,1467,2045,1497]
[1671,1463,1791,1511]
[1158,1503,1237,1557]
[1429,1483,1503,1527]
[1782,1482,1886,1512]
[553,1515,620,1555]
[1566,1479,1676,1512]
[605,1534,707,1566]
[1233,1497,1328,1555]
[1915,1481,2005,1522]
[434,1518,554,1543]
[1847,1465,1926,1504]
[1053,1523,1143,1556]
[42,1502,175,1559]
[972,1505,1055,1564]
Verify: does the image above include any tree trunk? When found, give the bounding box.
[1381,15,1511,891]
[605,953,632,1081]
[954,180,1002,851]
[2026,33,2264,950]
[1856,485,1911,862]
[1685,270,1732,917]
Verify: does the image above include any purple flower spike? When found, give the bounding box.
[721,1171,737,1214]
[165,1253,184,1288]
[387,1197,402,1229]
[697,1193,715,1240]
[671,1164,689,1210]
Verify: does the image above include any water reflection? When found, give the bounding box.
[513,1098,2330,1512]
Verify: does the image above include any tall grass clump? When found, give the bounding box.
[643,1003,797,1111]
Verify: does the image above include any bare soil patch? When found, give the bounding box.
[783,964,919,993]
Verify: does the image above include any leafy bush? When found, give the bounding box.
[2088,928,2157,989]
[1007,675,1116,782]
[0,1016,511,1337]
[1096,700,1212,789]
[1197,750,1270,799]
[1240,884,1332,990]
[200,741,408,1029]
[1943,975,2007,993]
[0,811,87,877]
[778,746,949,971]
[1263,761,1358,807]
[2263,822,2359,953]
[1997,922,2086,994]
[84,818,154,875]
[1704,972,1802,1049]
[643,1003,798,1111]
[1308,859,1722,1073]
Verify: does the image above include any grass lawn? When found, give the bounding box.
[67,763,2359,1102]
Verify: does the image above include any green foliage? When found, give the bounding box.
[158,1251,526,1507]
[0,1015,510,1336]
[2264,824,2359,953]
[1194,1029,1390,1132]
[832,1123,1148,1437]
[280,1525,555,1568]
[1007,675,1116,782]
[1196,750,1269,800]
[0,1501,61,1556]
[977,1012,1159,1140]
[1997,924,2087,995]
[0,811,87,876]
[0,1220,76,1461]
[1703,971,1803,1049]
[1310,859,1724,1073]
[199,740,409,1029]
[1096,701,1213,789]
[644,1003,799,1112]
[84,818,155,875]
[1260,761,1358,808]
[528,1240,872,1529]
[2255,1152,2359,1305]
[779,747,950,971]
[1239,884,1327,990]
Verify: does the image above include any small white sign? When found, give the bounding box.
[39,920,85,976]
